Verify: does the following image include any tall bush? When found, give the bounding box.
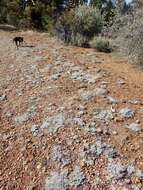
[73,5,102,37]
[55,5,102,46]
[124,9,143,65]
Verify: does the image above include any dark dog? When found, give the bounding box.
[13,37,24,48]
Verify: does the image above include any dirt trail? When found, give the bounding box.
[0,30,143,190]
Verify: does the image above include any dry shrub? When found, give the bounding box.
[90,36,112,53]
[108,4,143,65]
[125,11,143,65]
[71,33,89,47]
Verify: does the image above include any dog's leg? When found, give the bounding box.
[16,41,19,49]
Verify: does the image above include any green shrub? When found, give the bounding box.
[54,10,75,42]
[0,1,7,24]
[73,5,102,37]
[55,5,102,46]
[90,37,112,52]
[18,17,31,28]
[71,33,89,47]
[41,15,54,31]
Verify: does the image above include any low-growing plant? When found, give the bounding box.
[71,33,89,47]
[89,37,112,53]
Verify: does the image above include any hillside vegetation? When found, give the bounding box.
[0,0,143,65]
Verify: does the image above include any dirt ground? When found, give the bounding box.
[0,30,143,190]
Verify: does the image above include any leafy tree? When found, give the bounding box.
[115,0,127,14]
[64,0,88,10]
[0,0,65,29]
[90,0,107,10]
[0,0,8,23]
[90,0,115,25]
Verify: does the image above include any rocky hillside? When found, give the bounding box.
[0,30,143,190]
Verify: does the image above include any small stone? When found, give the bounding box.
[106,148,119,159]
[83,73,99,83]
[129,100,140,105]
[27,184,37,190]
[84,141,106,160]
[112,131,118,135]
[114,116,124,122]
[0,94,7,101]
[107,159,127,180]
[73,117,85,127]
[89,121,97,127]
[136,120,140,124]
[50,145,70,166]
[37,163,42,169]
[5,112,13,118]
[94,87,108,97]
[45,171,68,190]
[100,84,107,89]
[119,108,135,118]
[121,99,128,103]
[117,79,125,85]
[107,96,118,104]
[51,73,61,80]
[41,64,52,73]
[125,123,141,132]
[94,108,114,122]
[127,165,135,175]
[31,125,40,136]
[124,178,131,184]
[71,69,100,83]
[14,105,37,124]
[14,112,31,124]
[95,128,103,133]
[86,126,102,134]
[132,185,141,190]
[77,111,85,116]
[80,90,96,101]
[135,169,143,178]
[95,140,105,156]
[101,81,108,85]
[68,166,86,188]
[40,113,66,134]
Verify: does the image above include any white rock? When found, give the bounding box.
[119,108,135,118]
[125,123,141,132]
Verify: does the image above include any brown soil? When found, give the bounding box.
[0,30,143,190]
